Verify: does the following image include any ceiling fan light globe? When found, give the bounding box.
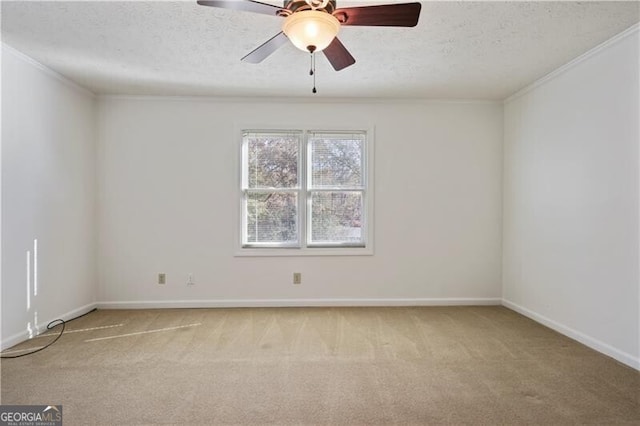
[282,11,340,53]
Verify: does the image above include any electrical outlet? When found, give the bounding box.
[158,273,166,285]
[187,273,195,286]
[293,272,302,285]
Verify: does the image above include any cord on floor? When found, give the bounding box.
[1,308,97,359]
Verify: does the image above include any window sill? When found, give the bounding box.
[234,247,374,257]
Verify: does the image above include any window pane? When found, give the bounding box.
[310,191,363,244]
[246,192,298,244]
[310,134,363,188]
[245,133,299,188]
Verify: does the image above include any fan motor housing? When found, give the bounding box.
[283,0,337,14]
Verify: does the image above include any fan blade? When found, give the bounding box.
[241,32,289,63]
[323,37,355,71]
[334,2,421,27]
[197,0,283,17]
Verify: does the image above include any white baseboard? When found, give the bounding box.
[97,297,501,310]
[1,302,97,351]
[502,299,640,371]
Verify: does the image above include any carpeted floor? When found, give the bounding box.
[1,306,639,425]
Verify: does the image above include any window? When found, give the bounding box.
[239,128,372,255]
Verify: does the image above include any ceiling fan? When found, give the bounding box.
[197,0,422,72]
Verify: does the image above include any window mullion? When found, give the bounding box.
[307,187,364,192]
[244,188,300,193]
[301,130,309,249]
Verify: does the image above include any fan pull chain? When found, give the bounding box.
[311,51,317,94]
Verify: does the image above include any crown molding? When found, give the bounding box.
[504,23,639,104]
[2,43,96,99]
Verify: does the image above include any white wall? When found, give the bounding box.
[1,45,97,347]
[97,98,503,307]
[502,26,640,369]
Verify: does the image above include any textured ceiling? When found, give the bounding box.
[2,1,639,99]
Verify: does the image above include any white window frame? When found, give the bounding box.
[235,125,374,257]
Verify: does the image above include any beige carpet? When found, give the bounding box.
[1,306,639,425]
